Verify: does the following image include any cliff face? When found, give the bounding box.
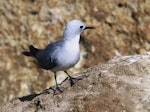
[0,0,150,104]
[1,54,150,112]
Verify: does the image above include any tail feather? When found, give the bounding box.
[22,51,32,56]
[29,45,40,57]
[22,45,40,57]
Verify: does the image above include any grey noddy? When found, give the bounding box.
[22,20,94,94]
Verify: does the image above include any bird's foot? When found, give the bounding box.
[69,75,87,86]
[53,86,65,95]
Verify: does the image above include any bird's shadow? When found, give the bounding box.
[18,74,87,102]
[18,78,69,102]
[19,93,41,102]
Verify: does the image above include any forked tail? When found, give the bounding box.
[22,45,40,57]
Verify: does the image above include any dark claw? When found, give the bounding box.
[64,71,86,87]
[70,78,74,86]
[53,86,64,95]
[69,77,83,86]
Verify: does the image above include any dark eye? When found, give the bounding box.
[80,26,83,29]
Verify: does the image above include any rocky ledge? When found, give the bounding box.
[1,54,150,112]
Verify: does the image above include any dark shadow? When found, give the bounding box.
[18,74,85,102]
[19,93,41,102]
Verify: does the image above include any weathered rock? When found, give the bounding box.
[0,54,150,112]
[1,0,150,105]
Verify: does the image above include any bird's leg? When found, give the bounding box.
[64,71,74,86]
[53,72,63,95]
[64,71,83,86]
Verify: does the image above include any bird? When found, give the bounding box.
[22,20,94,94]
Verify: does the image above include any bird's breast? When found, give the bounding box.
[55,42,80,71]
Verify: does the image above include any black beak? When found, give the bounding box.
[84,26,95,30]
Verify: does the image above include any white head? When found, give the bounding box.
[63,20,94,41]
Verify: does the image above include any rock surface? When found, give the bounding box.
[1,0,150,104]
[1,54,150,112]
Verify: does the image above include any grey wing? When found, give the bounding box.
[44,58,57,70]
[36,40,63,70]
[35,48,57,70]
